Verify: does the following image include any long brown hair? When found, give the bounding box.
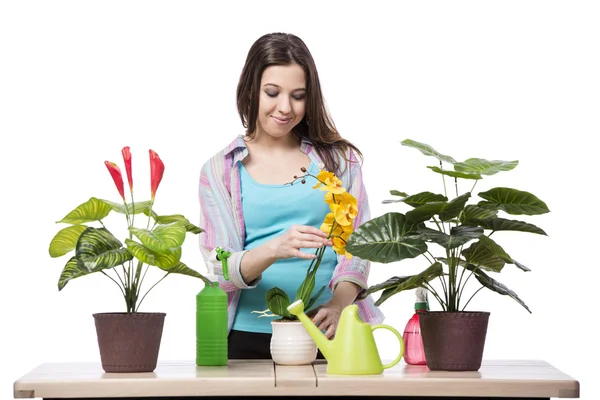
[236,32,362,174]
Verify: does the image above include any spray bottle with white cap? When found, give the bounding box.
[196,246,230,366]
[403,287,428,365]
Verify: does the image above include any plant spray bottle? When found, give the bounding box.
[196,247,229,366]
[403,287,428,365]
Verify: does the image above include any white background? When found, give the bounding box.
[1,0,598,398]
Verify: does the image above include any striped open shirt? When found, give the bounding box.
[198,134,385,331]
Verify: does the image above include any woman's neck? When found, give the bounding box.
[245,130,300,154]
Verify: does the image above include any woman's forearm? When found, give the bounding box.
[239,240,279,284]
[329,281,361,308]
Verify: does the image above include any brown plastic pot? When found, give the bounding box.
[419,311,490,371]
[93,312,166,373]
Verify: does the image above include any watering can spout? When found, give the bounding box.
[287,299,333,360]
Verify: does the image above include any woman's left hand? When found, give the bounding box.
[308,301,343,339]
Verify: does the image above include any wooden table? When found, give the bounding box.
[13,359,579,399]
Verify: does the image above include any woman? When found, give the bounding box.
[198,32,384,359]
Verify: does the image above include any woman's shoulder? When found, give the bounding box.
[200,135,247,174]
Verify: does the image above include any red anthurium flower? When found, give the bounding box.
[121,146,133,193]
[105,161,125,201]
[149,149,164,200]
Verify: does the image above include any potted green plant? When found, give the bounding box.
[252,168,357,365]
[48,146,210,373]
[346,139,550,371]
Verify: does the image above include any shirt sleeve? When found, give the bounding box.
[328,150,372,300]
[198,160,261,291]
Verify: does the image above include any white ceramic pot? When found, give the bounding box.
[270,320,317,365]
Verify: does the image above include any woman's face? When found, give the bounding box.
[255,63,306,139]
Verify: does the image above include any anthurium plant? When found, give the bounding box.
[253,168,357,321]
[346,139,550,313]
[49,147,210,313]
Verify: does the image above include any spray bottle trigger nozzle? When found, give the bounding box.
[215,247,231,281]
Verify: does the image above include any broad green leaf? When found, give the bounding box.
[153,214,204,234]
[57,257,91,291]
[406,192,470,223]
[49,225,88,257]
[460,205,498,224]
[473,217,547,235]
[125,239,182,268]
[461,237,508,272]
[100,200,153,215]
[453,158,519,176]
[306,285,327,311]
[129,222,186,253]
[403,192,448,207]
[366,262,444,306]
[401,139,457,164]
[477,187,550,215]
[427,166,482,180]
[161,261,211,286]
[405,202,445,223]
[266,287,292,318]
[57,197,113,224]
[462,235,529,272]
[346,212,427,264]
[467,267,531,313]
[76,227,133,271]
[418,225,483,250]
[440,193,471,221]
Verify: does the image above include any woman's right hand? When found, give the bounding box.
[270,224,333,260]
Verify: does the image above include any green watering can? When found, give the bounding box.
[287,299,405,375]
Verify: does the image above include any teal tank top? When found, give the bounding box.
[232,160,336,333]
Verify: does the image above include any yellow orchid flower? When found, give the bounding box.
[330,197,359,226]
[313,170,345,194]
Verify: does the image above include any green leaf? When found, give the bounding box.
[461,235,529,272]
[366,262,444,306]
[153,214,204,234]
[76,227,133,271]
[295,269,316,306]
[129,222,186,253]
[453,158,519,176]
[49,225,88,257]
[57,257,92,291]
[265,287,292,318]
[401,139,457,164]
[473,217,547,235]
[306,285,327,311]
[346,212,427,264]
[125,239,182,268]
[418,225,483,250]
[161,261,212,286]
[477,187,550,215]
[460,205,498,224]
[406,192,470,223]
[427,166,482,180]
[57,197,113,224]
[403,192,448,207]
[390,190,409,197]
[100,200,153,215]
[468,267,531,313]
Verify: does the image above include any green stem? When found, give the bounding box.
[423,281,446,311]
[101,270,126,298]
[136,272,170,312]
[461,286,484,311]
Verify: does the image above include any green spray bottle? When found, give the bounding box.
[196,247,230,366]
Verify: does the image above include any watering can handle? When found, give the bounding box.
[371,324,405,370]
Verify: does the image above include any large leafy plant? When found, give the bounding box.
[49,146,210,313]
[253,168,357,320]
[346,139,549,313]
